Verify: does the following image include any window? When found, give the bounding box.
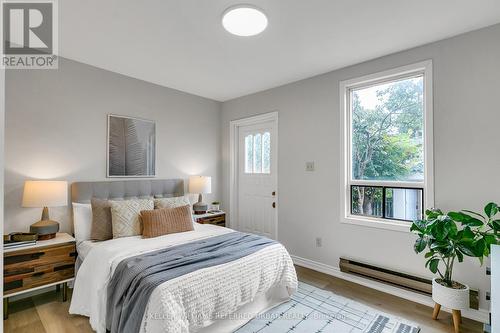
[341,61,433,231]
[245,131,271,174]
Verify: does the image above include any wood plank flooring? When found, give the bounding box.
[4,265,483,332]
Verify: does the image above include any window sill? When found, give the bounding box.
[341,215,412,233]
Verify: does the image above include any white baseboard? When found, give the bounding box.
[291,255,489,323]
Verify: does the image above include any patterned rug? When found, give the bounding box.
[235,282,420,333]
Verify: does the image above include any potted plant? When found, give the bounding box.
[411,202,499,316]
[211,201,220,211]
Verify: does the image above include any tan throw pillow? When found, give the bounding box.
[90,198,113,241]
[154,196,191,210]
[110,199,154,238]
[141,205,194,238]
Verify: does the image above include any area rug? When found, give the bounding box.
[235,281,420,333]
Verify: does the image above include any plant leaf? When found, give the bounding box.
[457,242,476,257]
[428,258,440,274]
[424,251,434,258]
[484,234,498,250]
[472,238,486,257]
[462,210,486,220]
[448,212,483,227]
[485,202,499,218]
[411,220,427,233]
[414,238,427,253]
[490,220,500,232]
[426,209,443,219]
[456,250,464,263]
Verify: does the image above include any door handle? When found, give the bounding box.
[272,202,276,208]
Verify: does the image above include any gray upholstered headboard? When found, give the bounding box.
[71,179,184,203]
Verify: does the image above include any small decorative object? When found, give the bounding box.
[22,180,68,240]
[211,201,220,211]
[411,203,500,333]
[107,115,156,177]
[9,232,38,242]
[189,176,211,214]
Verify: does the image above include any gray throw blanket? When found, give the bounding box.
[106,232,277,333]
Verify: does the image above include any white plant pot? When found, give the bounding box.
[432,278,469,310]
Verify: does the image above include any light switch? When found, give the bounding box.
[306,161,315,172]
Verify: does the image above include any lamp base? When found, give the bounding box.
[193,202,208,215]
[30,219,59,240]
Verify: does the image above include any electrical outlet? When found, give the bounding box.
[306,161,315,172]
[315,237,322,247]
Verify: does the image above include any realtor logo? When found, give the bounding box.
[1,0,58,69]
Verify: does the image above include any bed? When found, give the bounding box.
[68,179,297,333]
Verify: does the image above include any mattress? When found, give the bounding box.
[77,240,100,261]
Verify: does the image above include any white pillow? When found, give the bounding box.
[72,202,92,243]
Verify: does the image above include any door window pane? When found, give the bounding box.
[245,132,271,174]
[385,188,423,221]
[262,132,271,174]
[253,133,262,173]
[245,135,253,173]
[351,76,424,182]
[351,186,383,218]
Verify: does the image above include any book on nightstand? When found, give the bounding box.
[4,240,37,249]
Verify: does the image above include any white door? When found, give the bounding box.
[236,119,277,239]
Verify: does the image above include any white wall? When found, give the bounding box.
[4,57,222,234]
[221,24,500,312]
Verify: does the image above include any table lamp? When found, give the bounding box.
[22,180,68,240]
[189,176,211,214]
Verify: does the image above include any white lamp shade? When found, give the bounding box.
[188,176,212,194]
[22,180,68,207]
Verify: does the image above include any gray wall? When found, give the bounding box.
[221,24,500,311]
[5,57,222,233]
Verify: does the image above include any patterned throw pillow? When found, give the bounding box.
[90,198,113,241]
[110,199,154,238]
[141,205,194,238]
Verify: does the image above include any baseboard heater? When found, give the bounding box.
[339,258,479,309]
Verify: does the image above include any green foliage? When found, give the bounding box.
[411,203,500,287]
[352,78,423,181]
[351,78,424,214]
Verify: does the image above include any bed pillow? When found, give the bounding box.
[141,205,194,238]
[72,202,92,243]
[90,198,113,241]
[154,195,191,210]
[110,199,154,238]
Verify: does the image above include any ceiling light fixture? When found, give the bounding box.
[222,5,268,37]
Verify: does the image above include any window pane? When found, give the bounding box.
[385,188,423,221]
[351,186,383,218]
[262,132,271,174]
[351,76,424,182]
[245,135,253,173]
[253,133,262,173]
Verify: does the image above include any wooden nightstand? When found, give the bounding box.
[3,233,76,319]
[194,211,226,227]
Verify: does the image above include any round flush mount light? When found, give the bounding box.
[222,5,268,37]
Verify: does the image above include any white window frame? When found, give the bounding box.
[339,61,434,233]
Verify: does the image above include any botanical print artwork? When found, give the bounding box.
[108,115,156,177]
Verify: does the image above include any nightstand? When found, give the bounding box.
[194,211,226,227]
[3,232,76,319]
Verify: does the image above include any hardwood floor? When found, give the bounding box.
[4,265,483,332]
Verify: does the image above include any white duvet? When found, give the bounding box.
[69,224,297,333]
